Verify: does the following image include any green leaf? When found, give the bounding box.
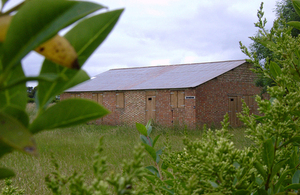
[233,162,240,169]
[1,105,29,127]
[288,21,300,31]
[274,169,291,193]
[162,169,174,179]
[146,120,152,136]
[0,141,12,158]
[284,183,300,190]
[37,68,90,109]
[262,139,274,171]
[161,161,169,170]
[259,40,277,49]
[0,168,15,180]
[0,64,27,111]
[254,161,267,178]
[274,192,297,195]
[0,112,37,155]
[29,99,109,133]
[140,135,148,145]
[257,189,268,195]
[65,9,124,66]
[156,149,163,163]
[1,73,60,90]
[209,181,219,188]
[2,0,105,71]
[269,61,282,79]
[234,190,250,195]
[292,0,300,18]
[270,159,287,182]
[153,134,161,148]
[292,170,300,184]
[37,9,123,109]
[145,166,159,178]
[160,186,174,195]
[279,136,300,148]
[142,143,156,162]
[136,123,148,137]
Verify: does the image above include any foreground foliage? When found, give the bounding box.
[0,0,123,179]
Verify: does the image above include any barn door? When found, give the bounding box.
[228,96,240,126]
[146,96,156,122]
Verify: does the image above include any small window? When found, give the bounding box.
[170,91,178,108]
[148,97,152,101]
[231,98,234,101]
[178,91,185,108]
[116,93,124,108]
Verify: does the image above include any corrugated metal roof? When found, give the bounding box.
[66,59,247,92]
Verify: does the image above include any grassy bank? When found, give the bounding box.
[0,105,251,194]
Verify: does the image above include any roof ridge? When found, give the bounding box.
[110,59,246,71]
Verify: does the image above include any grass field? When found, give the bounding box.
[0,104,251,194]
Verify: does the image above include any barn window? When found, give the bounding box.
[116,93,124,108]
[170,91,185,108]
[178,91,185,107]
[170,91,178,108]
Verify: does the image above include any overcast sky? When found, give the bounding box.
[9,0,278,83]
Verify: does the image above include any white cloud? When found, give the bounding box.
[13,0,278,81]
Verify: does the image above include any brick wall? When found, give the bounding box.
[195,62,261,127]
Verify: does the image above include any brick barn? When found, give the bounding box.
[60,60,261,127]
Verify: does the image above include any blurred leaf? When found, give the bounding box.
[257,189,268,195]
[279,136,300,148]
[233,162,240,169]
[29,99,109,133]
[274,192,297,195]
[37,9,124,109]
[153,134,161,148]
[288,21,300,31]
[146,120,152,136]
[274,169,291,193]
[136,123,148,137]
[292,170,300,183]
[2,0,105,70]
[142,143,156,162]
[0,64,27,111]
[64,9,124,66]
[37,67,90,109]
[0,168,15,180]
[1,105,29,127]
[162,169,174,179]
[292,0,300,18]
[156,149,162,163]
[140,135,148,145]
[0,141,12,158]
[2,73,59,90]
[284,183,300,190]
[262,139,274,170]
[160,186,174,194]
[161,161,169,170]
[0,112,37,155]
[270,159,287,182]
[145,166,159,178]
[269,61,282,79]
[234,190,250,195]
[209,181,219,188]
[254,161,267,178]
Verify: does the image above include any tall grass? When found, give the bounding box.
[0,104,251,194]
